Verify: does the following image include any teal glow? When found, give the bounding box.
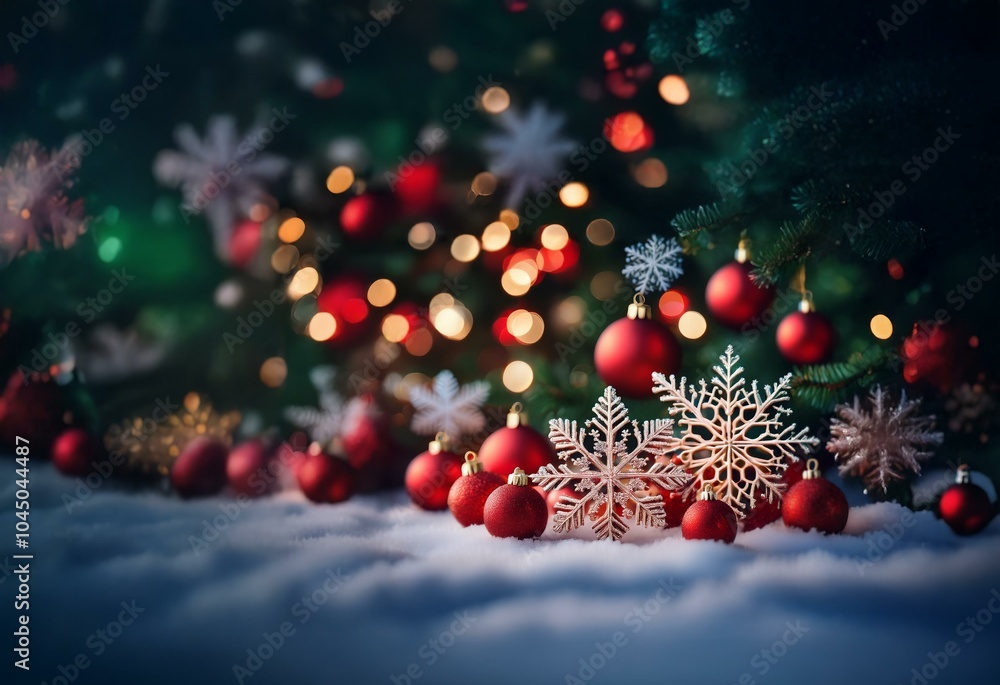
[98,236,123,262]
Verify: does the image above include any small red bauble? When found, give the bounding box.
[339,192,394,241]
[0,371,67,450]
[227,438,279,497]
[682,486,738,543]
[393,161,440,215]
[545,486,582,517]
[227,219,262,268]
[297,449,356,504]
[741,459,807,532]
[50,428,104,477]
[705,250,774,328]
[343,394,398,492]
[170,438,229,498]
[781,459,850,534]
[478,403,556,479]
[776,299,837,366]
[448,451,505,526]
[405,433,465,510]
[938,466,993,536]
[646,483,694,528]
[484,468,549,539]
[594,295,681,398]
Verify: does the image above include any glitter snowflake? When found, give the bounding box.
[652,345,819,516]
[622,234,684,295]
[828,386,943,492]
[0,139,88,266]
[532,386,690,541]
[408,370,489,438]
[285,366,345,448]
[153,115,289,261]
[482,102,576,208]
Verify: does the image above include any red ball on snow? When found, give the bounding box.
[339,192,394,241]
[479,405,555,479]
[342,394,399,492]
[405,435,465,510]
[776,310,837,365]
[227,439,279,497]
[50,428,104,477]
[297,451,356,504]
[448,452,505,526]
[645,483,694,528]
[594,315,681,399]
[705,261,774,328]
[781,460,849,534]
[545,486,582,517]
[484,469,549,539]
[170,438,229,498]
[741,460,807,532]
[682,487,738,543]
[938,468,993,536]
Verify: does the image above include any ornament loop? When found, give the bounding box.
[507,402,526,428]
[956,464,971,484]
[508,467,529,486]
[803,458,821,480]
[698,483,717,501]
[429,432,450,454]
[735,237,751,263]
[627,293,653,320]
[798,290,815,314]
[462,450,484,476]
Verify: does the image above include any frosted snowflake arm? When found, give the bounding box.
[622,235,684,295]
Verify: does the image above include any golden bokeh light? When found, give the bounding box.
[307,312,338,341]
[870,314,893,340]
[586,218,615,246]
[382,314,410,343]
[678,310,708,339]
[540,224,570,250]
[405,327,433,356]
[514,312,544,344]
[278,217,306,243]
[270,245,299,273]
[481,86,511,114]
[472,172,498,196]
[408,222,436,250]
[559,182,589,208]
[259,357,287,388]
[499,208,520,230]
[555,296,585,326]
[367,278,397,307]
[450,234,480,262]
[326,166,355,194]
[503,361,534,392]
[506,309,533,337]
[658,75,690,105]
[432,305,473,340]
[481,221,511,251]
[501,269,532,296]
[428,45,458,72]
[634,158,668,188]
[288,267,320,299]
[590,270,621,300]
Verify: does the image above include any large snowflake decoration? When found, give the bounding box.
[284,366,345,448]
[153,115,289,262]
[532,386,690,541]
[408,370,489,438]
[622,235,684,295]
[828,386,943,492]
[0,139,88,266]
[652,345,819,516]
[482,102,576,208]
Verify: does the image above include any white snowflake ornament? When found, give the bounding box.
[622,234,684,295]
[828,386,943,493]
[285,366,345,448]
[652,345,819,517]
[482,102,576,208]
[532,386,690,541]
[408,370,489,439]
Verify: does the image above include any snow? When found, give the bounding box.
[8,464,1000,685]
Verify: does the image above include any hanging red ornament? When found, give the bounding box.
[705,239,774,328]
[170,437,229,498]
[339,192,395,241]
[681,485,738,543]
[50,427,104,477]
[938,465,994,536]
[296,449,356,504]
[484,468,549,539]
[594,294,681,398]
[901,322,970,392]
[393,160,441,215]
[227,219,262,269]
[781,459,850,534]
[448,451,505,526]
[405,433,465,510]
[227,438,279,497]
[741,459,807,532]
[776,292,837,366]
[478,403,556,478]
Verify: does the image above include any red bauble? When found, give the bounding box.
[393,161,440,215]
[705,261,774,328]
[901,322,970,391]
[405,434,465,510]
[484,469,549,539]
[316,274,371,346]
[297,451,356,504]
[646,483,693,528]
[781,460,849,534]
[776,309,837,365]
[741,460,807,532]
[343,394,399,491]
[228,219,262,268]
[545,486,581,517]
[339,192,394,241]
[448,451,505,526]
[594,298,681,399]
[479,404,555,478]
[170,438,229,498]
[227,439,279,497]
[50,428,103,477]
[0,372,67,450]
[681,487,738,543]
[938,468,993,535]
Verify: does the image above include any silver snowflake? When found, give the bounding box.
[0,139,88,266]
[482,102,576,208]
[828,386,943,493]
[408,370,489,438]
[285,366,345,448]
[153,115,289,262]
[622,234,684,295]
[75,324,169,384]
[652,345,819,516]
[532,386,690,541]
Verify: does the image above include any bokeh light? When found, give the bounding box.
[408,222,436,250]
[259,357,287,388]
[472,172,498,196]
[307,312,338,341]
[678,310,707,339]
[367,279,396,307]
[326,166,355,194]
[288,267,320,300]
[503,360,534,392]
[450,234,480,262]
[278,217,306,243]
[586,218,615,246]
[658,290,688,320]
[559,182,589,208]
[540,224,569,250]
[481,86,511,114]
[870,314,893,340]
[634,158,668,188]
[482,221,511,251]
[605,112,654,152]
[382,314,410,343]
[658,75,690,105]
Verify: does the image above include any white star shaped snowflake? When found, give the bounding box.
[622,234,684,295]
[532,386,690,541]
[652,345,819,516]
[285,366,344,447]
[483,102,577,208]
[408,370,489,438]
[828,386,943,493]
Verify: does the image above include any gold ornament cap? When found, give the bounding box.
[802,458,821,480]
[506,402,528,428]
[462,451,484,476]
[507,467,530,486]
[798,291,815,314]
[955,464,971,484]
[735,237,751,264]
[698,484,717,501]
[429,432,451,455]
[627,293,653,320]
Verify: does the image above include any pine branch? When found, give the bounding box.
[847,219,925,261]
[671,198,744,241]
[790,180,872,216]
[750,216,821,285]
[790,346,894,410]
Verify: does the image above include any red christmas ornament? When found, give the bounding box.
[170,437,229,498]
[594,294,681,398]
[50,428,104,477]
[405,433,465,510]
[901,322,969,391]
[545,486,581,517]
[227,219,262,269]
[393,160,440,215]
[681,485,738,543]
[343,394,400,491]
[776,295,837,366]
[316,273,371,345]
[339,192,395,241]
[705,241,774,328]
[478,403,556,478]
[0,371,68,450]
[781,459,850,534]
[741,459,807,532]
[484,468,549,539]
[297,449,356,504]
[646,483,694,528]
[448,451,505,526]
[938,466,994,536]
[227,438,279,497]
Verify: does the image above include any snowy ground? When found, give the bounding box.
[5,464,1000,685]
